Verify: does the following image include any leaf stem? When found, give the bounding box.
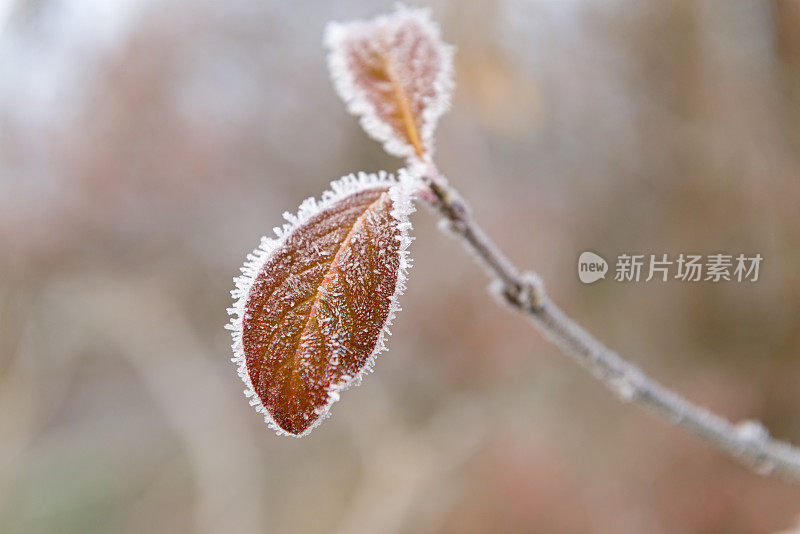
[421,164,800,483]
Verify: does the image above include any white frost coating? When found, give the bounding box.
[735,419,770,444]
[226,170,417,437]
[324,4,455,162]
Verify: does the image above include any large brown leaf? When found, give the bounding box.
[325,5,454,163]
[227,172,414,436]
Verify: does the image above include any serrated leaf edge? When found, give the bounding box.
[226,170,417,436]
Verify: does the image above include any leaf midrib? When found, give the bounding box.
[285,191,389,404]
[381,53,425,159]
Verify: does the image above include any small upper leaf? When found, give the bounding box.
[325,5,454,163]
[227,172,414,436]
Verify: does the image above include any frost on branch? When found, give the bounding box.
[227,172,415,436]
[325,5,454,163]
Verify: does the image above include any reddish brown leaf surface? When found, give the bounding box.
[228,174,413,436]
[326,6,454,162]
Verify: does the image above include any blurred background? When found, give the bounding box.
[2,0,800,532]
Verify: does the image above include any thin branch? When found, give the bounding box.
[421,164,800,483]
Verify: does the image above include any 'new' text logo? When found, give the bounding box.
[578,251,608,284]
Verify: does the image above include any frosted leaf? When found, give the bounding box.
[227,171,415,436]
[325,5,454,163]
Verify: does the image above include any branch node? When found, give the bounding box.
[490,271,547,314]
[519,271,546,311]
[735,419,771,445]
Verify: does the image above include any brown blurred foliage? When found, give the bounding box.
[1,1,799,533]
